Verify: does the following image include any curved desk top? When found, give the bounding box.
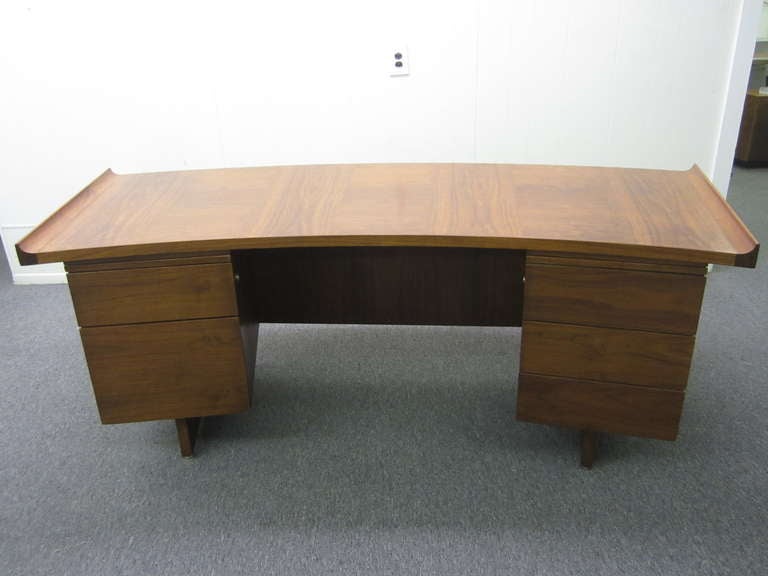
[17,163,759,267]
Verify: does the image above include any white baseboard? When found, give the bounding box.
[1,225,66,285]
[11,271,68,284]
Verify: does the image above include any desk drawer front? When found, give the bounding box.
[68,263,238,326]
[80,317,249,424]
[517,373,684,440]
[518,254,705,441]
[523,263,705,334]
[521,321,694,390]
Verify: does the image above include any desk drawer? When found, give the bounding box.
[68,263,238,326]
[80,317,250,424]
[521,321,694,390]
[523,262,705,334]
[517,373,684,440]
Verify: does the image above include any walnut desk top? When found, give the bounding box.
[16,163,759,268]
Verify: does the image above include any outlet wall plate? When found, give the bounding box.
[390,46,409,76]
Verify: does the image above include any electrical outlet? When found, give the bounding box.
[390,46,409,76]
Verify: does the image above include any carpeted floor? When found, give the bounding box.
[1,166,766,575]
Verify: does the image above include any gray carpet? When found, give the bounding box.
[1,166,766,576]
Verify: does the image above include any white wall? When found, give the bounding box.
[714,1,764,197]
[0,0,748,282]
[759,1,768,39]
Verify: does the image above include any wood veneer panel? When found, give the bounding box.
[15,164,758,268]
[231,252,260,403]
[527,253,706,275]
[520,321,695,390]
[516,373,685,440]
[523,263,706,334]
[68,263,238,326]
[80,317,249,424]
[65,252,230,272]
[232,247,524,326]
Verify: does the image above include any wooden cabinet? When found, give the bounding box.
[66,254,252,426]
[518,253,707,441]
[735,90,768,165]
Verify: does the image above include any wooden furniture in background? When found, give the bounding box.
[736,90,768,165]
[16,163,759,466]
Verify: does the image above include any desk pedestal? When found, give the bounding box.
[66,254,256,456]
[517,253,707,465]
[64,248,707,465]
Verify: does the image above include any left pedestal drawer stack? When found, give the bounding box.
[65,253,251,424]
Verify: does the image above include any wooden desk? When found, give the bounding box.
[17,164,759,467]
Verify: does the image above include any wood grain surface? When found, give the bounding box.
[526,252,707,275]
[231,252,260,403]
[16,164,759,267]
[523,263,706,334]
[231,247,524,326]
[520,321,695,390]
[517,373,685,440]
[80,317,249,424]
[68,263,238,326]
[65,252,230,272]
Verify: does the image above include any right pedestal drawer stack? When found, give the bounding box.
[517,252,707,440]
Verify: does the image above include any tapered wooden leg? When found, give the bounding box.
[175,417,201,457]
[580,429,599,469]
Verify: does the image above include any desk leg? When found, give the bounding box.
[580,429,598,469]
[175,417,201,457]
